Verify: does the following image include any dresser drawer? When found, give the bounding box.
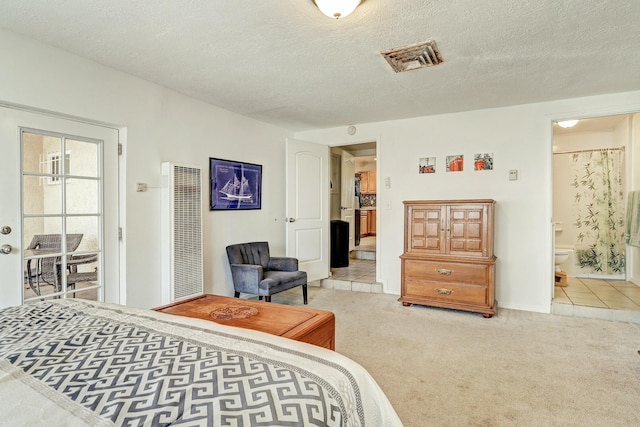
[404,279,488,305]
[404,259,489,285]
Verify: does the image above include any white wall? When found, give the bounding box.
[0,28,293,309]
[296,92,640,313]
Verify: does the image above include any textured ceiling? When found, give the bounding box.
[0,0,639,131]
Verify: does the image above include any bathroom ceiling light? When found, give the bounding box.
[557,119,579,128]
[312,0,361,19]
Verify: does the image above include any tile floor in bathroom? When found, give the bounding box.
[554,276,640,309]
[553,275,640,322]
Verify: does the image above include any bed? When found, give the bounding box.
[0,299,402,426]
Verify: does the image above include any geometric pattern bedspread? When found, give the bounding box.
[0,300,403,427]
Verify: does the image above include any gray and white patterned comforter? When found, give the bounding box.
[0,299,402,426]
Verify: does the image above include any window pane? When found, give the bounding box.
[67,139,98,178]
[66,179,99,214]
[23,175,62,215]
[70,287,100,301]
[67,252,99,301]
[23,218,62,251]
[23,256,61,299]
[66,216,100,252]
[22,132,61,175]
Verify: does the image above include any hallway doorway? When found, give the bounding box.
[328,141,378,290]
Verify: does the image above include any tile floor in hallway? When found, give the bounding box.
[324,235,378,292]
[330,258,376,283]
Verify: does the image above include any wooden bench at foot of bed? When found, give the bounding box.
[154,294,335,350]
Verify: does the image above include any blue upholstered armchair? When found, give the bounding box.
[225,241,308,304]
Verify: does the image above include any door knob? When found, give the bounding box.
[0,226,11,235]
[286,218,296,223]
[0,244,12,254]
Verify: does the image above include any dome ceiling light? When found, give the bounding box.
[557,120,579,128]
[312,0,362,19]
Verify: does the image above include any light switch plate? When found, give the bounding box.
[509,170,518,181]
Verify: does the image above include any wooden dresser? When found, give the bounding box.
[399,199,496,317]
[155,294,336,350]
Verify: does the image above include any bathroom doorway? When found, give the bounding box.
[552,113,640,317]
[328,141,378,290]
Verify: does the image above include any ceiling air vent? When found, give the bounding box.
[381,40,443,73]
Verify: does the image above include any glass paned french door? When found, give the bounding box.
[21,130,102,302]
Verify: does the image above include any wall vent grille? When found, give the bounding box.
[381,40,443,73]
[161,162,203,303]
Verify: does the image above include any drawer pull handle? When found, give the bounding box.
[435,288,453,295]
[436,268,453,275]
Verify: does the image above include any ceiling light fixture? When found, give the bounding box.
[313,0,361,19]
[557,119,579,128]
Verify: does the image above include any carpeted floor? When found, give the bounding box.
[275,286,640,427]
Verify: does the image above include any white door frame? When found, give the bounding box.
[330,139,380,284]
[547,105,640,309]
[0,102,125,306]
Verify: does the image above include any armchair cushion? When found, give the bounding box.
[261,270,307,294]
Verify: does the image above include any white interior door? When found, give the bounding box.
[285,137,329,282]
[0,107,119,308]
[340,150,356,252]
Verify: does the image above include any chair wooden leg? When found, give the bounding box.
[234,291,240,298]
[264,296,271,303]
[303,284,308,305]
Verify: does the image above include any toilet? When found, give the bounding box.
[554,249,571,272]
[553,223,574,281]
[554,248,573,286]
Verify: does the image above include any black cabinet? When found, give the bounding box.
[330,220,349,268]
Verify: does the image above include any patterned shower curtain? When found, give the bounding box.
[571,148,625,275]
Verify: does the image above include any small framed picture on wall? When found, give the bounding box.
[419,157,436,174]
[446,154,464,172]
[474,153,494,171]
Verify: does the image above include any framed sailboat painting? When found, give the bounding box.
[209,158,262,210]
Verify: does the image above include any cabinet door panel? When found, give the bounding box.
[447,205,487,257]
[369,210,376,235]
[368,171,376,193]
[407,206,444,253]
[466,223,481,239]
[360,213,368,237]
